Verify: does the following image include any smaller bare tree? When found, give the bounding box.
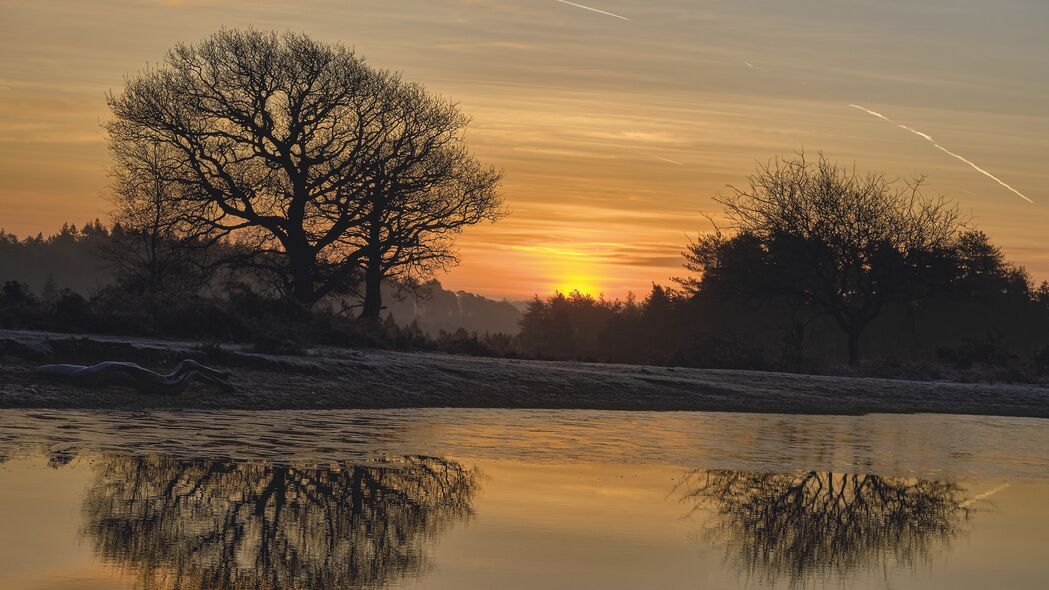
[701,153,963,366]
[355,88,504,319]
[104,140,211,295]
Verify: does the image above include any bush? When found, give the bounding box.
[666,332,769,370]
[52,289,92,329]
[937,331,1015,370]
[1034,345,1049,376]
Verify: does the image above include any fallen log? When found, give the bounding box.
[35,360,234,394]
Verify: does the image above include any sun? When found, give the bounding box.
[553,277,601,297]
[527,245,605,297]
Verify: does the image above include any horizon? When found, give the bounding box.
[2,0,1047,300]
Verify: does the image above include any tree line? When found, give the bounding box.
[0,221,522,352]
[3,158,1047,378]
[516,155,1049,379]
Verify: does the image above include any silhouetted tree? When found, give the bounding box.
[518,293,577,358]
[691,154,963,365]
[951,230,1031,299]
[81,454,480,590]
[518,291,622,360]
[107,29,500,308]
[682,230,815,369]
[352,85,503,320]
[105,140,210,295]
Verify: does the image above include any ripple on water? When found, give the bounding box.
[1,409,1048,479]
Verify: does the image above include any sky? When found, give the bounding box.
[1,0,1047,299]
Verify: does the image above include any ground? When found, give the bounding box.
[1,329,1048,417]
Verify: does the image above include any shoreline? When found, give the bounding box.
[2,329,1048,418]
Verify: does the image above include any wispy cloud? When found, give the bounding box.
[555,0,630,21]
[850,104,1033,204]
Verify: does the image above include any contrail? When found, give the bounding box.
[642,153,684,166]
[849,104,1033,204]
[555,0,631,21]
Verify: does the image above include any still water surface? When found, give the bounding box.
[0,409,1047,589]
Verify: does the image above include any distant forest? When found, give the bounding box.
[0,221,522,347]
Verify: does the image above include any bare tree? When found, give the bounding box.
[106,29,501,307]
[104,140,210,294]
[354,85,503,318]
[706,153,962,366]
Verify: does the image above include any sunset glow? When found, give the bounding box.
[1,0,1047,300]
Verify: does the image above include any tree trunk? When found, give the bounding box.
[847,329,861,367]
[290,261,316,306]
[359,215,384,321]
[285,234,318,307]
[782,317,806,373]
[292,283,315,307]
[359,253,383,321]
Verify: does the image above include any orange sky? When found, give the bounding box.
[1,0,1047,299]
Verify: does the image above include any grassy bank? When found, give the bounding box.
[1,329,1048,418]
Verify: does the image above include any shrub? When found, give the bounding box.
[936,331,1015,370]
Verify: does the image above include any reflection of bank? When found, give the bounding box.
[79,454,481,590]
[678,470,973,586]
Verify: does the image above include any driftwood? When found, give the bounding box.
[35,360,235,394]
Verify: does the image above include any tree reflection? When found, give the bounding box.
[678,470,972,586]
[81,455,480,590]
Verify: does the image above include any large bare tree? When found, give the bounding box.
[107,29,501,308]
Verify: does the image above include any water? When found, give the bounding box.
[1,409,1047,589]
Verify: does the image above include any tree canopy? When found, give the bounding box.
[685,154,964,365]
[107,29,502,311]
